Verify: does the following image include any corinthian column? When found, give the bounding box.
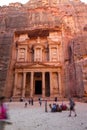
[50,72,53,97]
[58,72,62,95]
[13,72,18,97]
[30,72,34,97]
[22,72,26,97]
[42,72,45,97]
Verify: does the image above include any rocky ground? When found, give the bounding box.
[3,101,87,130]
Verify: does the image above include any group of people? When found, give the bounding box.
[23,96,77,117]
[24,97,42,108]
[49,98,77,117]
[24,98,34,107]
[2,96,77,117]
[49,102,68,112]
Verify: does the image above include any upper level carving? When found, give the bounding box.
[14,30,62,65]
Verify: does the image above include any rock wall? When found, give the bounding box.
[0,0,87,98]
[0,32,13,97]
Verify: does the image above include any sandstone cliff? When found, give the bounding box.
[0,0,87,98]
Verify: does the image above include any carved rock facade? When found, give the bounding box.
[0,0,87,99]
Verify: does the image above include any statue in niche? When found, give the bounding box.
[51,47,57,61]
[35,48,41,61]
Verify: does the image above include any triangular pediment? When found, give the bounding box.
[28,62,51,68]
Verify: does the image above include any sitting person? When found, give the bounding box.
[49,103,62,112]
[56,104,62,112]
[52,103,57,112]
[49,103,56,112]
[60,102,68,111]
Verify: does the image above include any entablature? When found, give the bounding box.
[14,61,62,70]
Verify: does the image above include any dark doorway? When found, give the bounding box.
[35,80,42,94]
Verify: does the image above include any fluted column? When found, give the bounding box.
[22,72,26,97]
[30,72,34,97]
[13,72,18,97]
[42,72,45,97]
[50,72,53,97]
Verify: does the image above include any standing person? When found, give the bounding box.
[24,99,28,108]
[9,97,13,102]
[31,98,34,105]
[54,97,57,102]
[28,98,31,105]
[38,97,42,106]
[69,98,77,117]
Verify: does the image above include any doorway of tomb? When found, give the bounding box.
[35,80,42,94]
[45,72,50,97]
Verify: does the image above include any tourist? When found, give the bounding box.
[54,97,58,102]
[9,97,13,102]
[0,96,8,120]
[28,98,31,105]
[68,98,77,117]
[31,98,34,105]
[38,97,42,106]
[20,97,24,102]
[60,101,68,111]
[49,103,57,112]
[24,100,28,108]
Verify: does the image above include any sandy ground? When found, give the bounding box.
[3,101,87,130]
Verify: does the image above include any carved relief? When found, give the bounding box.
[18,34,29,42]
[51,47,58,61]
[49,32,61,42]
[63,16,76,34]
[49,46,58,62]
[18,48,25,61]
[35,47,42,62]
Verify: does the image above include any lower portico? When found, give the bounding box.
[13,64,62,98]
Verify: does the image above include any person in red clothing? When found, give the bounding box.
[0,96,8,120]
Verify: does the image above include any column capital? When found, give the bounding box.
[13,72,18,97]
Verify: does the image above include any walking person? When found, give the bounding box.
[68,98,77,117]
[0,96,8,120]
[0,96,12,129]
